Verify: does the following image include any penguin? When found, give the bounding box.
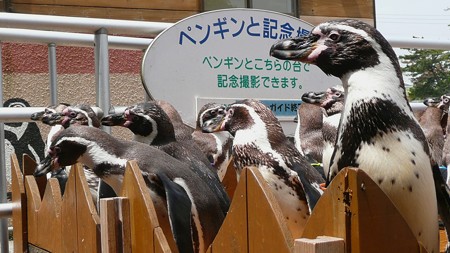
[30,102,70,153]
[270,19,450,253]
[156,100,195,141]
[419,97,445,166]
[438,95,450,186]
[301,85,345,177]
[204,98,324,239]
[293,100,323,163]
[59,104,116,200]
[100,102,230,214]
[60,103,102,128]
[30,102,70,193]
[192,103,234,181]
[34,126,227,253]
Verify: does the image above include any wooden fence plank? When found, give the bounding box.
[100,198,120,253]
[24,175,42,245]
[209,167,248,253]
[100,197,131,253]
[23,154,47,199]
[120,161,175,253]
[246,167,293,253]
[61,165,79,252]
[11,153,28,252]
[221,157,238,200]
[302,167,426,253]
[154,227,172,253]
[119,197,132,253]
[74,164,101,252]
[36,178,62,252]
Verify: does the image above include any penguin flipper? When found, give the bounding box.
[297,170,322,212]
[431,164,450,253]
[158,173,194,253]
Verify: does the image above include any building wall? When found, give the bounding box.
[4,0,374,24]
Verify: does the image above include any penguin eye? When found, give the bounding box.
[227,108,234,117]
[334,92,341,97]
[49,146,61,156]
[444,98,449,103]
[69,112,77,118]
[328,32,340,41]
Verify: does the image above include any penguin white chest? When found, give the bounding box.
[352,131,438,252]
[259,166,310,238]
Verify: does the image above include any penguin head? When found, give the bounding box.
[198,103,226,133]
[61,104,101,128]
[270,19,398,79]
[34,128,88,177]
[30,103,70,126]
[437,94,450,112]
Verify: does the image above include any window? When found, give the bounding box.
[203,0,298,17]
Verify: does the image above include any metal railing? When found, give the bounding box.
[0,12,174,253]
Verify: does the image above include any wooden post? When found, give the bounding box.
[100,197,131,253]
[11,153,28,252]
[302,167,428,253]
[294,236,344,253]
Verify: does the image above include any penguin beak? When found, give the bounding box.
[201,115,226,133]
[301,91,326,104]
[42,113,63,125]
[101,113,126,126]
[34,155,56,177]
[270,35,318,61]
[30,111,44,121]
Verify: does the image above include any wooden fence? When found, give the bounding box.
[10,153,443,253]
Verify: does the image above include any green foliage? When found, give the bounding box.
[399,49,450,100]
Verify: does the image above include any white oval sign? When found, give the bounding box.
[141,8,339,135]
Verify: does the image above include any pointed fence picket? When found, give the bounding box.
[10,153,442,253]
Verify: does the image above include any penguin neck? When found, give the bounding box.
[419,107,443,127]
[341,59,413,120]
[133,131,176,146]
[77,140,128,175]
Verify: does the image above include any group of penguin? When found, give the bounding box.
[29,19,450,253]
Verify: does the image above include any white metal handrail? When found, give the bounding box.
[0,28,153,50]
[0,12,173,36]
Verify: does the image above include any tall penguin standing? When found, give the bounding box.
[271,19,450,253]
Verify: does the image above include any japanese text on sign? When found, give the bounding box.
[179,16,310,45]
[202,56,310,72]
[216,74,303,89]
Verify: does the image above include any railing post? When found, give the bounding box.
[0,40,10,253]
[48,42,58,105]
[94,28,110,133]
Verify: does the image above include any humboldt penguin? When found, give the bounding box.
[293,100,323,163]
[301,85,345,177]
[438,95,450,186]
[34,126,227,253]
[205,98,324,239]
[101,102,230,214]
[270,19,450,253]
[156,100,195,141]
[29,102,70,192]
[192,103,234,181]
[419,97,445,166]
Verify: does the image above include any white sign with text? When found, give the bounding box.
[141,8,339,135]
